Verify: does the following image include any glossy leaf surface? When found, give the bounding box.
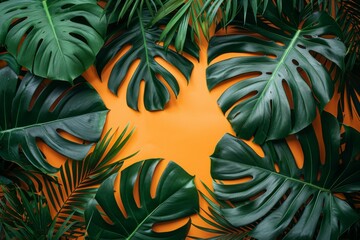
[210,112,360,239]
[0,0,106,82]
[0,71,107,173]
[97,11,199,111]
[85,159,199,239]
[44,128,135,235]
[207,5,346,143]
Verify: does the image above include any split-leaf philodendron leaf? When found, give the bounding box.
[97,10,199,111]
[0,0,106,82]
[0,69,108,174]
[85,159,199,239]
[207,3,346,144]
[210,112,360,239]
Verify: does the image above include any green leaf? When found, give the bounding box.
[0,0,106,82]
[44,127,135,235]
[97,10,199,111]
[0,71,108,174]
[85,159,199,239]
[207,6,346,144]
[0,187,77,240]
[210,112,360,239]
[105,0,163,24]
[151,0,206,52]
[202,0,268,27]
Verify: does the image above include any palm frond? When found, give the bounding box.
[151,0,206,52]
[43,127,135,237]
[0,186,77,239]
[191,183,253,240]
[104,0,163,24]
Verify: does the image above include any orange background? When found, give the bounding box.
[42,35,360,238]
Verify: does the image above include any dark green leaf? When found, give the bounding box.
[0,187,77,240]
[97,10,199,111]
[85,159,199,239]
[105,0,163,24]
[0,0,106,82]
[151,0,206,52]
[210,112,360,239]
[0,71,108,174]
[207,6,345,143]
[44,127,135,235]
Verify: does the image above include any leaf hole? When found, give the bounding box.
[56,129,85,144]
[274,163,280,173]
[133,168,141,208]
[150,160,167,199]
[297,44,306,49]
[28,79,50,111]
[49,83,75,112]
[220,176,253,185]
[69,32,88,45]
[249,190,266,201]
[61,4,75,9]
[297,67,312,89]
[303,35,313,39]
[114,173,128,219]
[317,170,321,181]
[292,59,299,66]
[153,217,189,233]
[70,16,91,26]
[282,80,294,109]
[286,135,304,169]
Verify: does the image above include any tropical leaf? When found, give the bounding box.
[97,10,199,111]
[202,0,267,27]
[0,187,77,240]
[44,127,135,236]
[0,70,108,174]
[207,2,346,143]
[190,183,252,239]
[0,0,106,82]
[85,159,199,239]
[209,112,360,239]
[337,0,360,119]
[151,0,207,51]
[104,0,163,24]
[0,50,20,74]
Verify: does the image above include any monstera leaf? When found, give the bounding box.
[44,128,135,235]
[97,10,199,111]
[207,2,346,143]
[85,159,199,239]
[210,112,360,239]
[0,0,106,82]
[0,70,107,174]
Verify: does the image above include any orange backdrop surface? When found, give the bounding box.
[41,35,360,238]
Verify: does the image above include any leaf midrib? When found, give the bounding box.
[126,178,194,239]
[42,0,64,56]
[248,30,302,118]
[0,110,108,134]
[215,157,330,192]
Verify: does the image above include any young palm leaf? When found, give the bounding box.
[44,127,135,236]
[0,187,77,239]
[104,0,163,24]
[190,183,252,239]
[207,2,346,143]
[97,10,199,111]
[0,70,108,174]
[0,0,106,82]
[210,112,360,239]
[202,0,268,28]
[151,0,207,52]
[85,159,199,239]
[337,0,360,119]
